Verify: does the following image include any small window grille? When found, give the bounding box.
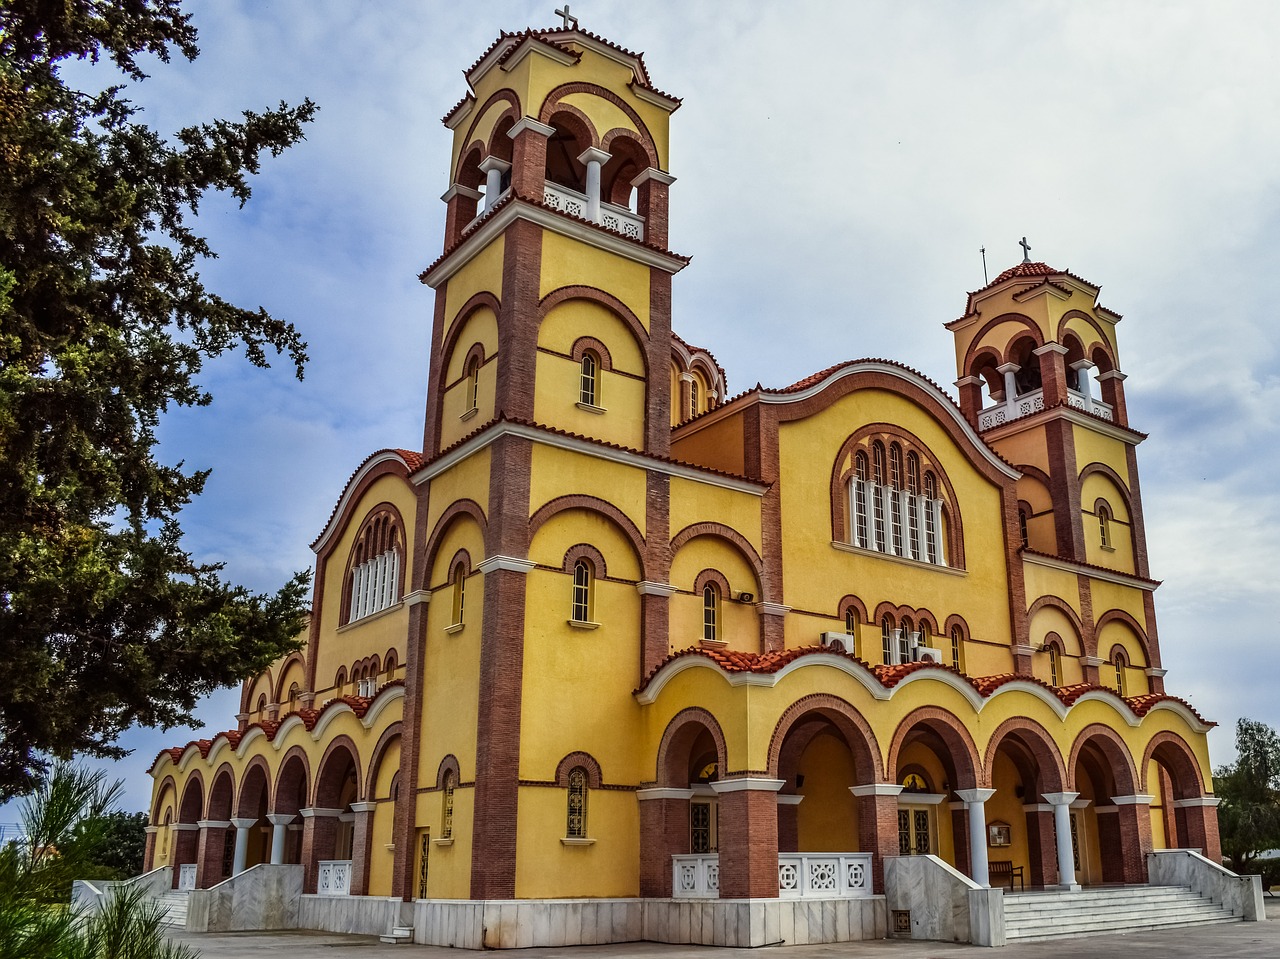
[566,767,588,839]
[1019,508,1029,548]
[441,773,455,839]
[1098,505,1112,548]
[1114,652,1127,697]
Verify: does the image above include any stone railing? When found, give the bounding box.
[778,853,874,898]
[317,859,352,897]
[1148,848,1264,921]
[72,866,172,914]
[543,183,644,241]
[977,387,1113,431]
[178,863,197,891]
[187,863,304,932]
[672,854,719,898]
[883,854,1004,946]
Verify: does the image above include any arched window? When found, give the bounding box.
[1048,643,1061,687]
[919,621,931,654]
[335,667,347,693]
[441,771,455,839]
[881,615,894,666]
[288,682,299,710]
[1018,508,1029,549]
[703,582,720,643]
[346,510,404,624]
[872,443,887,551]
[844,606,858,638]
[950,625,966,673]
[848,444,947,567]
[900,616,915,664]
[689,376,701,416]
[449,560,466,628]
[566,766,588,839]
[889,444,905,557]
[580,351,599,407]
[1113,649,1127,697]
[256,694,267,715]
[571,559,593,624]
[853,452,870,548]
[1098,503,1112,549]
[466,355,480,412]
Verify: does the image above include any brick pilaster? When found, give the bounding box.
[1045,417,1086,561]
[713,783,781,899]
[300,811,339,894]
[1113,799,1153,883]
[194,821,230,889]
[349,802,377,896]
[854,787,902,894]
[637,791,691,897]
[1025,807,1057,888]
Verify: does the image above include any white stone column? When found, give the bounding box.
[1042,792,1081,890]
[267,813,295,865]
[1070,359,1096,410]
[955,788,997,886]
[477,156,511,213]
[578,146,610,223]
[996,362,1020,401]
[230,817,257,875]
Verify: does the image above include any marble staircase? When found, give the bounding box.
[1004,885,1241,942]
[152,890,190,928]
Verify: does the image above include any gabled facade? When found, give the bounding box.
[142,24,1224,949]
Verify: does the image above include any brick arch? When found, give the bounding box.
[1095,609,1150,667]
[982,717,1067,792]
[177,771,205,823]
[439,291,502,391]
[669,522,765,592]
[273,746,310,816]
[452,89,522,184]
[435,754,461,790]
[539,285,650,379]
[838,594,869,626]
[1079,461,1135,518]
[961,313,1045,375]
[555,751,603,788]
[655,707,728,788]
[570,335,613,372]
[421,499,488,576]
[152,776,178,825]
[543,101,599,153]
[272,652,306,705]
[341,501,408,624]
[206,763,237,820]
[239,665,273,716]
[1067,723,1139,796]
[886,706,981,791]
[235,756,273,818]
[562,543,608,579]
[1027,595,1085,642]
[1054,310,1115,369]
[538,82,660,168]
[314,734,363,807]
[365,722,403,799]
[1142,731,1207,799]
[829,422,966,568]
[529,494,645,575]
[767,693,884,783]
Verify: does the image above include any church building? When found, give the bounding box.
[140,20,1237,948]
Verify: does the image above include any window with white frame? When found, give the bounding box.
[346,510,404,623]
[571,559,593,623]
[848,440,947,566]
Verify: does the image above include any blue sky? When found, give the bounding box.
[7,0,1280,820]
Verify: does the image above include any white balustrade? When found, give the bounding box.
[177,863,197,891]
[976,387,1112,431]
[544,183,644,241]
[671,854,720,899]
[671,853,873,899]
[317,859,352,896]
[777,853,873,899]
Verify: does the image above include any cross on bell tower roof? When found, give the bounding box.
[555,5,579,29]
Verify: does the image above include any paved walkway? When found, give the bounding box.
[167,899,1280,959]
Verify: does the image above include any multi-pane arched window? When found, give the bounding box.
[881,615,894,665]
[345,509,404,623]
[690,376,701,416]
[849,439,947,566]
[950,624,966,673]
[1098,503,1112,549]
[1048,643,1062,687]
[580,352,599,407]
[566,767,588,839]
[703,582,720,642]
[1113,649,1127,697]
[571,559,593,624]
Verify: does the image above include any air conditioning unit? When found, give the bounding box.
[821,631,853,654]
[914,645,944,664]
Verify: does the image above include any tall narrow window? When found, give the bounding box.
[920,622,931,655]
[881,615,894,666]
[566,767,588,839]
[1019,508,1029,549]
[924,472,939,564]
[889,444,903,489]
[844,606,858,637]
[853,452,869,548]
[951,625,966,673]
[1098,504,1112,549]
[1113,651,1127,697]
[346,511,404,623]
[690,376,701,416]
[1049,645,1061,686]
[580,352,598,406]
[441,772,455,839]
[899,616,914,664]
[450,562,466,628]
[466,355,480,412]
[571,559,592,623]
[703,583,720,642]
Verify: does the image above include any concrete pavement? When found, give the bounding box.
[166,898,1280,959]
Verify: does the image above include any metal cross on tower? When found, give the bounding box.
[1020,236,1032,263]
[555,5,579,29]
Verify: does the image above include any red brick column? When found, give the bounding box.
[712,778,783,899]
[441,184,481,250]
[1024,805,1057,888]
[777,796,802,852]
[171,824,199,888]
[1174,797,1222,861]
[1098,369,1129,427]
[638,582,674,681]
[300,807,341,894]
[950,802,971,877]
[852,783,902,895]
[954,375,985,427]
[143,826,158,872]
[508,117,552,200]
[349,801,377,896]
[632,168,674,250]
[1035,342,1070,406]
[1112,795,1154,883]
[194,820,230,889]
[758,604,787,655]
[637,789,692,897]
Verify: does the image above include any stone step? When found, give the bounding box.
[1007,900,1227,932]
[1005,885,1196,908]
[1006,892,1207,920]
[379,926,414,944]
[1010,914,1240,943]
[1004,885,1240,943]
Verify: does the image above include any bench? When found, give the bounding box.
[989,859,1024,891]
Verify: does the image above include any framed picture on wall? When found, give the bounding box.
[988,821,1012,847]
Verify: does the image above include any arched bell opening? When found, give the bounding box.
[544,111,593,194]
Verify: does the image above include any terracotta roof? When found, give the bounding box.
[419,190,690,284]
[671,330,728,390]
[968,261,1103,299]
[309,448,423,551]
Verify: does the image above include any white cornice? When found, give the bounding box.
[753,361,1020,481]
[636,581,677,597]
[630,83,681,112]
[632,167,676,187]
[499,37,577,73]
[415,420,766,496]
[508,116,556,139]
[710,778,785,794]
[421,199,688,289]
[476,555,537,574]
[443,96,474,131]
[1021,551,1159,591]
[311,450,415,557]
